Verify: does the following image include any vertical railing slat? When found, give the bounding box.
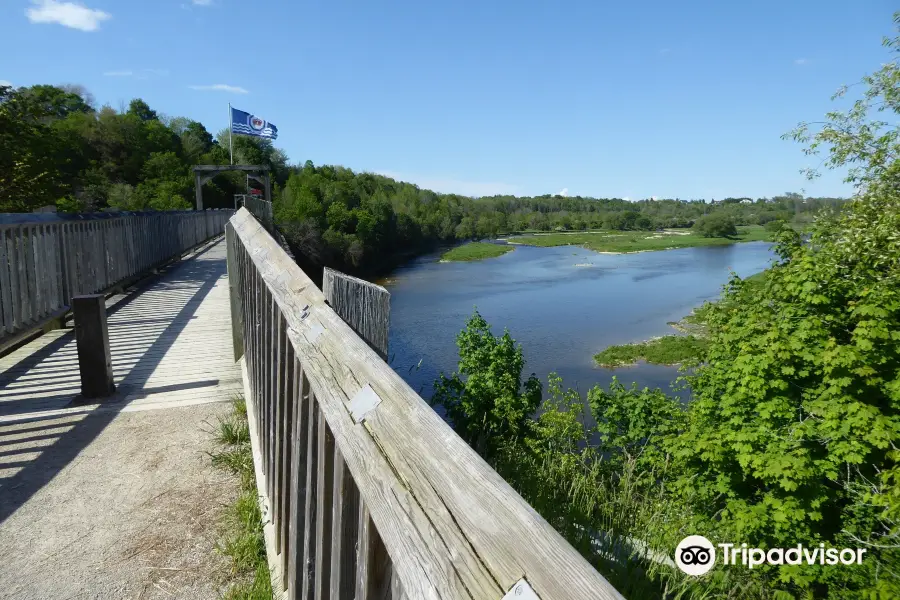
[0,229,12,334]
[313,410,334,600]
[301,393,319,599]
[288,361,310,599]
[330,451,360,599]
[273,311,286,554]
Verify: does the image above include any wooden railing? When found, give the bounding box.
[225,207,623,600]
[244,195,274,232]
[0,210,232,349]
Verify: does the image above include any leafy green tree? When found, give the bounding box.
[669,19,900,593]
[127,98,158,122]
[17,84,94,120]
[432,310,542,460]
[692,212,738,237]
[0,85,68,211]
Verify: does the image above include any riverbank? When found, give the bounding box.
[509,225,772,254]
[593,269,770,367]
[593,334,709,367]
[441,242,513,262]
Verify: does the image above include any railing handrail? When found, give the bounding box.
[228,207,623,599]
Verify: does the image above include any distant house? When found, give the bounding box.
[741,199,752,204]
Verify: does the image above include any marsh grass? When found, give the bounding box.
[509,225,773,253]
[441,242,513,261]
[593,335,709,367]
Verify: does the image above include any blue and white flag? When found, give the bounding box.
[231,107,278,140]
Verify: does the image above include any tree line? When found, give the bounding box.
[2,82,844,275]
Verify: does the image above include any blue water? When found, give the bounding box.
[382,241,775,399]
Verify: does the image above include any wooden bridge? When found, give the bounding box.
[0,208,623,599]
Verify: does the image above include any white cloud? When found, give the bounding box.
[104,68,167,79]
[794,58,808,66]
[26,0,111,32]
[376,171,519,197]
[0,80,12,88]
[189,84,249,94]
[622,196,631,202]
[192,0,213,5]
[556,187,569,197]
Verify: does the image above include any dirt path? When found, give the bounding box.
[0,403,236,599]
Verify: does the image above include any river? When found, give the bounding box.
[381,241,775,401]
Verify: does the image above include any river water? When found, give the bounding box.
[381,241,775,400]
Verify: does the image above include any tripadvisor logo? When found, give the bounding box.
[674,536,868,576]
[675,535,716,575]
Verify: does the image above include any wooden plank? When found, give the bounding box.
[287,360,309,599]
[355,506,391,600]
[279,345,296,593]
[24,226,38,323]
[329,452,359,599]
[272,311,286,553]
[300,393,319,599]
[0,229,13,334]
[225,223,244,361]
[265,294,275,491]
[17,227,30,326]
[313,409,334,600]
[322,267,390,360]
[229,208,623,600]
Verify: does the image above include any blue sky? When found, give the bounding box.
[1,0,896,199]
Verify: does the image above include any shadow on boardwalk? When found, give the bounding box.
[0,242,227,526]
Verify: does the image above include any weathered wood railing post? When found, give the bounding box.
[72,294,115,399]
[321,266,394,596]
[322,267,390,359]
[225,222,244,361]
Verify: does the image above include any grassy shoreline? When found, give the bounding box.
[593,334,709,367]
[441,242,513,262]
[509,225,772,254]
[594,270,770,367]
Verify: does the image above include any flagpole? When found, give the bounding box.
[228,102,234,165]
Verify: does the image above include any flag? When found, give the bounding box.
[231,107,278,140]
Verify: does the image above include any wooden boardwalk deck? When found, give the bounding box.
[0,237,245,599]
[0,238,241,422]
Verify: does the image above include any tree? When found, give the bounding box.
[17,84,94,120]
[127,98,158,122]
[671,16,900,594]
[0,85,68,211]
[692,212,737,237]
[432,310,542,460]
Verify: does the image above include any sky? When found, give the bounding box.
[0,0,896,199]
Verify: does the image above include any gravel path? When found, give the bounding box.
[0,403,236,599]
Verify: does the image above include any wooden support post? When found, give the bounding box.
[73,294,115,399]
[225,223,244,361]
[195,172,204,210]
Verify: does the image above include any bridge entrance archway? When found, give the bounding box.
[192,165,271,210]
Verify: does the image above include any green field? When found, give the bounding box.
[508,225,772,253]
[441,242,513,262]
[593,334,709,367]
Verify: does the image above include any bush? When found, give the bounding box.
[764,219,788,233]
[693,213,738,237]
